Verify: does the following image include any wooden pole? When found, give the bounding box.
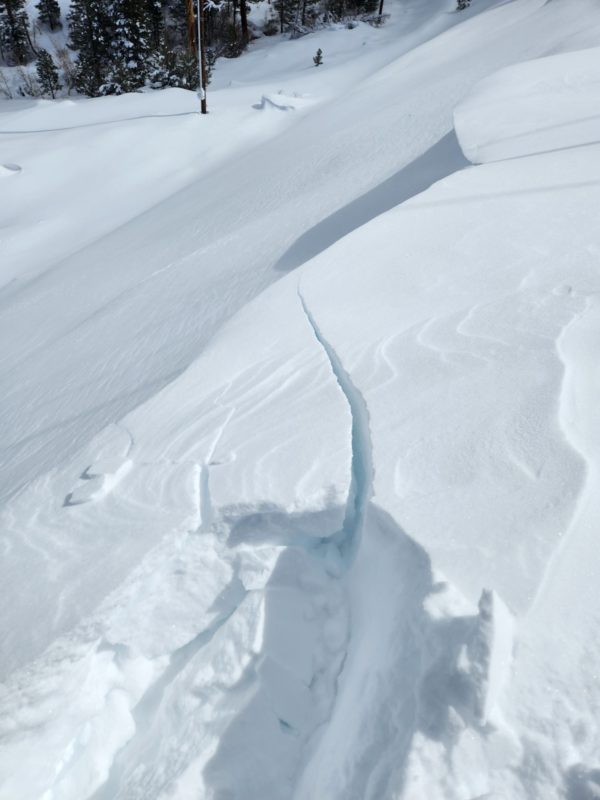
[197,0,208,113]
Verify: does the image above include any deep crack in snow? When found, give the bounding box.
[298,288,374,564]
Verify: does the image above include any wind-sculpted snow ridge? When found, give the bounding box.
[4,0,600,508]
[454,46,600,164]
[3,5,600,800]
[292,46,600,798]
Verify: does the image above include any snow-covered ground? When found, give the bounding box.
[2,0,600,798]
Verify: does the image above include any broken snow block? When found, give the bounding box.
[458,589,514,726]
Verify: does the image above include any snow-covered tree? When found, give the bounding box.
[68,0,112,95]
[273,0,294,33]
[145,0,163,49]
[456,0,470,9]
[36,48,61,95]
[147,46,197,89]
[100,0,154,93]
[313,47,322,66]
[0,0,32,65]
[36,0,61,30]
[324,0,376,20]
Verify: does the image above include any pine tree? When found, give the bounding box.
[68,0,112,95]
[0,0,32,65]
[313,47,322,67]
[147,46,197,89]
[36,0,61,30]
[73,49,101,94]
[145,0,163,49]
[456,0,470,9]
[102,0,154,93]
[36,48,61,96]
[273,0,294,33]
[297,0,319,28]
[163,0,188,50]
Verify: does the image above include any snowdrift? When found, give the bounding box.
[455,46,600,162]
[2,2,600,800]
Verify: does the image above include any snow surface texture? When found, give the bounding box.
[454,46,600,163]
[2,1,600,799]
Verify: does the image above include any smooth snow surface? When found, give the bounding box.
[454,46,600,163]
[2,1,600,799]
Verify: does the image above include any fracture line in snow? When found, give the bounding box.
[297,288,374,563]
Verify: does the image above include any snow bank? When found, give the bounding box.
[454,46,600,163]
[5,0,600,512]
[3,4,600,800]
[294,45,600,799]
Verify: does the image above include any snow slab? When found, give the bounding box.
[0,281,352,800]
[2,3,600,800]
[290,59,600,800]
[4,0,600,510]
[455,45,600,163]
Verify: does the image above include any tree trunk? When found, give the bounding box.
[186,0,197,54]
[239,0,249,45]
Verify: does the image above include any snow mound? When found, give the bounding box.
[454,46,600,163]
[3,3,600,799]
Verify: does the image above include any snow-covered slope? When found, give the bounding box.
[2,1,600,799]
[454,45,600,162]
[4,0,600,507]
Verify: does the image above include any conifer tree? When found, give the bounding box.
[147,46,197,89]
[456,0,470,9]
[68,0,112,95]
[0,0,32,65]
[73,49,101,94]
[36,0,61,30]
[145,0,163,49]
[102,0,154,93]
[36,47,61,96]
[313,47,322,66]
[273,0,294,33]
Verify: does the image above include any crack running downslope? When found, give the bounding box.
[298,289,374,563]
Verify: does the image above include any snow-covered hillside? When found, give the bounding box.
[2,0,600,798]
